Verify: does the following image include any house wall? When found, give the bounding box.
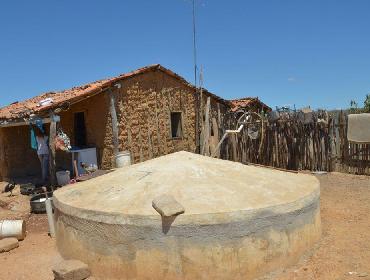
[60,69,201,169]
[57,91,110,172]
[0,69,228,179]
[0,126,41,180]
[107,70,198,167]
[0,128,6,180]
[0,91,110,179]
[58,70,201,170]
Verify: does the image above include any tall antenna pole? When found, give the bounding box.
[192,0,200,153]
[192,0,197,88]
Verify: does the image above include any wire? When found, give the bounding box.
[192,0,197,88]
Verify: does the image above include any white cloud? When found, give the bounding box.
[287,77,296,82]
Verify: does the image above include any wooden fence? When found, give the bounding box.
[216,110,370,175]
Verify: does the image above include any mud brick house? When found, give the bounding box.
[230,97,271,113]
[0,64,270,180]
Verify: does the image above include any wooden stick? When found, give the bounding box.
[49,113,57,188]
[109,89,120,159]
[73,159,79,179]
[201,97,211,155]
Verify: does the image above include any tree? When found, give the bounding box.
[349,99,360,114]
[364,94,370,112]
[349,94,370,113]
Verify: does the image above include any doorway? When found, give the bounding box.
[74,112,87,147]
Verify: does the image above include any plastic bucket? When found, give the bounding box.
[0,220,26,240]
[115,151,131,168]
[56,170,70,186]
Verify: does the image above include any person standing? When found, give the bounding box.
[35,127,49,184]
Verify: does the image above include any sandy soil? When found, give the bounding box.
[262,172,370,280]
[0,184,60,280]
[0,182,31,220]
[0,215,59,280]
[0,172,369,280]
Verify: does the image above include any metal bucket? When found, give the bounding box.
[30,193,53,214]
[0,220,26,240]
[115,151,131,168]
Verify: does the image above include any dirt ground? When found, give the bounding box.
[0,172,369,280]
[0,184,60,280]
[262,172,370,280]
[0,215,60,280]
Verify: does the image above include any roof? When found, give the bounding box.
[0,64,228,122]
[230,97,272,112]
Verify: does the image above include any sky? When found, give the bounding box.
[0,0,369,110]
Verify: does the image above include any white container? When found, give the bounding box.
[45,198,55,238]
[0,220,26,240]
[56,170,71,186]
[115,151,131,168]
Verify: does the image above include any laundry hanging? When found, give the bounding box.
[347,113,370,143]
[54,126,71,151]
[30,125,37,150]
[31,118,45,133]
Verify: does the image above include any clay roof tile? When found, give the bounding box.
[0,64,203,121]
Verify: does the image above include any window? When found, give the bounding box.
[74,112,87,147]
[170,112,183,138]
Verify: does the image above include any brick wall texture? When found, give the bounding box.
[0,69,226,180]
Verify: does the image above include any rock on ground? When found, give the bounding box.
[53,259,90,280]
[0,238,19,253]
